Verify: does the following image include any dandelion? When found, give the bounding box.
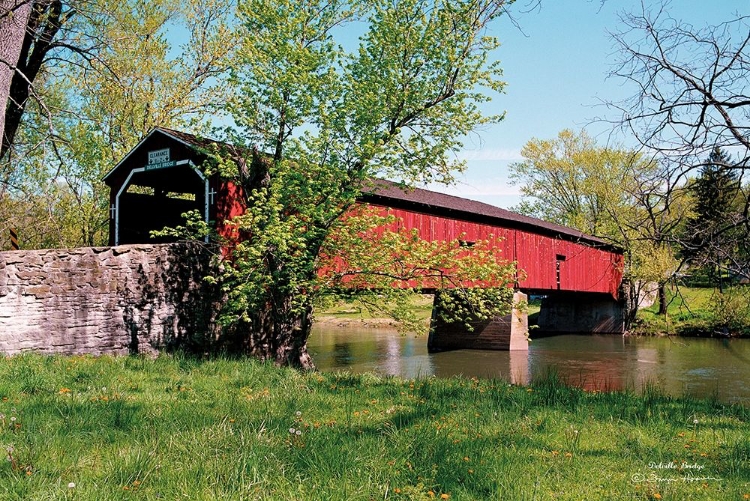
[295,411,302,417]
[565,452,573,458]
[295,430,302,436]
[10,417,16,422]
[440,494,450,500]
[653,494,662,500]
[693,419,699,424]
[289,428,296,434]
[68,482,76,489]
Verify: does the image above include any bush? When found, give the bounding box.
[708,286,750,336]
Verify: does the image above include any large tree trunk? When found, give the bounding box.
[1,0,64,160]
[240,297,315,370]
[0,0,32,154]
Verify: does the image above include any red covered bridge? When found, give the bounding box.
[104,127,625,351]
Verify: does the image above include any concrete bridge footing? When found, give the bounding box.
[428,291,529,352]
[536,291,625,334]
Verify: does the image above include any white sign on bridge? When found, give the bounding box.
[148,148,170,165]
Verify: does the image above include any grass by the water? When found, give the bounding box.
[0,354,748,500]
[636,286,750,337]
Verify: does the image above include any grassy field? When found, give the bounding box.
[316,295,435,327]
[635,286,750,337]
[0,354,748,500]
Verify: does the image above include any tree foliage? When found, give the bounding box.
[509,129,638,236]
[509,129,692,320]
[213,0,516,367]
[683,147,749,288]
[0,0,234,249]
[1,0,517,365]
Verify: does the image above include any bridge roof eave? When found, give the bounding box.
[360,180,624,254]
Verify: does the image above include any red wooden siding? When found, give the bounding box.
[370,204,623,298]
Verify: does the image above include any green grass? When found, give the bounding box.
[636,286,750,337]
[317,295,435,323]
[0,354,748,500]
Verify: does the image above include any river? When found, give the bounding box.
[308,327,750,405]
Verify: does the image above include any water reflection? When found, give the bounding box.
[308,326,750,404]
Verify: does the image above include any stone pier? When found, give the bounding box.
[428,291,529,352]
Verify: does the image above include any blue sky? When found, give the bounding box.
[428,0,748,209]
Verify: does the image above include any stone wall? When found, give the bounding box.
[0,243,219,356]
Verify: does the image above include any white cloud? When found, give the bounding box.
[456,148,524,162]
[424,178,523,209]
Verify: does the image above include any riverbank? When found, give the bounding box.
[0,355,747,499]
[634,286,750,338]
[317,287,750,338]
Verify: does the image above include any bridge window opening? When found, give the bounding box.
[166,192,196,201]
[459,240,476,248]
[126,185,154,195]
[556,254,566,290]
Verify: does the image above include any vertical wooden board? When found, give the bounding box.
[349,202,622,295]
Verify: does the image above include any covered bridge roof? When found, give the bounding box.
[104,127,621,253]
[363,180,621,253]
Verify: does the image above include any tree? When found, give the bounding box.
[0,0,33,149]
[213,0,516,368]
[684,147,747,290]
[509,129,691,322]
[607,3,750,262]
[609,3,750,170]
[509,129,638,236]
[0,0,66,162]
[0,0,235,249]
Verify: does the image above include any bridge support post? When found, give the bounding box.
[536,291,625,334]
[428,291,529,352]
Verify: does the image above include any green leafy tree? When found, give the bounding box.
[509,129,691,322]
[683,147,746,290]
[509,129,637,237]
[0,0,235,249]
[214,0,516,368]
